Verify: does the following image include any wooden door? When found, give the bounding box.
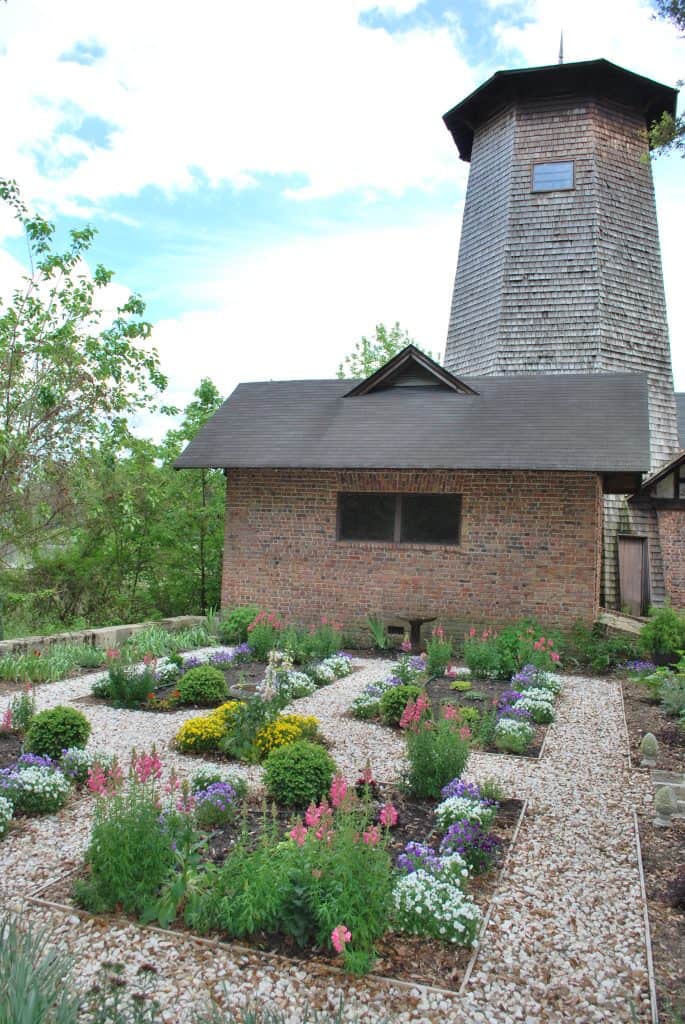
[618,535,649,616]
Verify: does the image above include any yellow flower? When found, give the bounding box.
[254,714,320,759]
[174,700,243,753]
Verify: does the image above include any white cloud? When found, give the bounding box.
[0,0,475,214]
[134,211,461,439]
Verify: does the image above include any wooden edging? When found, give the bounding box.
[459,798,528,994]
[26,802,529,1003]
[633,808,659,1024]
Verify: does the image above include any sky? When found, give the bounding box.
[0,0,683,439]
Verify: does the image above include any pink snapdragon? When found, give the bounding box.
[399,693,430,730]
[379,803,398,828]
[329,774,348,808]
[443,704,458,720]
[362,826,381,846]
[0,708,12,733]
[132,750,163,783]
[400,635,412,653]
[289,822,308,846]
[331,925,352,954]
[550,651,560,662]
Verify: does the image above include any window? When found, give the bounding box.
[678,467,685,500]
[532,161,574,192]
[337,493,461,545]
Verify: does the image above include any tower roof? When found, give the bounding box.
[444,58,678,161]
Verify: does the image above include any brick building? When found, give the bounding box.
[177,58,684,633]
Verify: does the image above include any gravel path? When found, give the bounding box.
[0,659,655,1023]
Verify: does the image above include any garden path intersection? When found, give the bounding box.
[0,655,654,1023]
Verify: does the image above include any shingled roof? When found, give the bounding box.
[676,393,685,448]
[175,349,650,475]
[443,58,678,162]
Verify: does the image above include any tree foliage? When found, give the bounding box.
[0,179,167,557]
[650,1,685,156]
[336,321,435,379]
[0,181,226,634]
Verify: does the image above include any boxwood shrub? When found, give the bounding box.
[262,740,336,807]
[24,706,91,760]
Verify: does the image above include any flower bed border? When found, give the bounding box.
[25,802,529,999]
[632,808,659,1024]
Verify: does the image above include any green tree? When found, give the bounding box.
[650,1,685,155]
[157,378,225,615]
[0,179,167,561]
[336,322,435,379]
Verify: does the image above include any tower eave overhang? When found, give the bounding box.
[443,58,679,161]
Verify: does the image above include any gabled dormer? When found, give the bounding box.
[344,344,478,397]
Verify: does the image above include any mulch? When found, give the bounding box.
[621,678,685,771]
[637,813,685,1023]
[0,732,23,768]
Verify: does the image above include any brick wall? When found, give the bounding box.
[221,468,603,635]
[656,510,685,609]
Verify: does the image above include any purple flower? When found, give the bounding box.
[408,656,426,671]
[497,704,533,722]
[195,782,237,811]
[622,660,656,673]
[182,656,202,670]
[440,778,482,802]
[498,690,523,708]
[210,651,237,667]
[397,842,442,875]
[17,753,58,771]
[386,676,403,688]
[440,819,501,873]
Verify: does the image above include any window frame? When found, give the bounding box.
[336,492,461,547]
[531,160,575,193]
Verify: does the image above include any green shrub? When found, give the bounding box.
[262,741,336,806]
[565,621,637,673]
[305,619,344,660]
[405,717,470,799]
[246,612,284,661]
[425,627,452,677]
[177,665,228,706]
[74,782,177,915]
[218,605,261,644]
[24,706,91,760]
[660,675,685,717]
[106,660,157,707]
[379,684,422,726]
[639,606,685,658]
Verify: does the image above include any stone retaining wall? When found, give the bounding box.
[0,615,206,657]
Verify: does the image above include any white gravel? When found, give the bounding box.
[0,658,655,1022]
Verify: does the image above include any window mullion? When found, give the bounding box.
[394,495,402,543]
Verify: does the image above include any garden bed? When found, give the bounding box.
[637,813,685,1023]
[425,675,547,758]
[622,678,685,771]
[34,794,525,993]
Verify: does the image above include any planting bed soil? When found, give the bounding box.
[637,814,685,1023]
[0,731,22,767]
[622,678,685,771]
[39,793,524,994]
[425,675,546,758]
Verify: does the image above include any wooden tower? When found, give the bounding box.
[442,60,680,608]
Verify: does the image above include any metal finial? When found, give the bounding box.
[558,30,564,64]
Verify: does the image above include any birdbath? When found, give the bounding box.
[399,616,436,652]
